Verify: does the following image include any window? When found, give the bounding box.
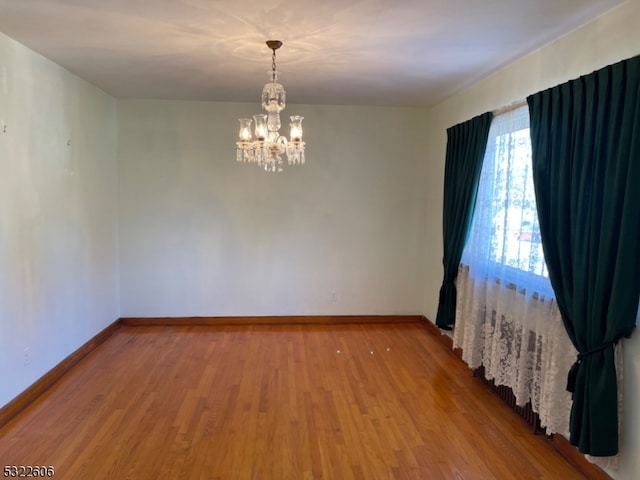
[454,105,573,438]
[462,105,553,298]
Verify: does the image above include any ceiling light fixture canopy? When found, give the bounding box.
[236,40,305,173]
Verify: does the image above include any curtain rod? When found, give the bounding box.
[492,99,527,116]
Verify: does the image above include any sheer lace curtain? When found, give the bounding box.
[452,105,577,436]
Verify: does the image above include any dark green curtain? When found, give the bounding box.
[527,55,640,456]
[435,112,493,330]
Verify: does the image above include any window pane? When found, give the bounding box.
[462,105,553,298]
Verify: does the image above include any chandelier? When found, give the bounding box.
[236,40,305,173]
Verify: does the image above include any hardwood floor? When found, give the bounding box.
[0,324,587,479]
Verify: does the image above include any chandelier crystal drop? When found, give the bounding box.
[236,40,305,173]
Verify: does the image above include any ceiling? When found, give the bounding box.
[0,0,623,107]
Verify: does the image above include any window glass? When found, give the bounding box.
[462,105,553,298]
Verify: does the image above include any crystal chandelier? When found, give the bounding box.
[236,40,305,173]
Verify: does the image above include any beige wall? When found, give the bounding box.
[0,32,119,407]
[117,100,429,317]
[421,1,640,477]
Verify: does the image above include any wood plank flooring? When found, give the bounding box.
[0,324,587,479]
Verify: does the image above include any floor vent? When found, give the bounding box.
[473,365,543,434]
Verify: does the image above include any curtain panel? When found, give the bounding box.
[454,265,576,437]
[436,112,493,330]
[527,55,640,456]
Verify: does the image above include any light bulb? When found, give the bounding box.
[253,114,268,140]
[238,118,252,141]
[290,116,304,141]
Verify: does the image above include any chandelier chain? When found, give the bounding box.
[271,49,277,74]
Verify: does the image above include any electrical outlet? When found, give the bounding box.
[331,291,338,302]
[23,347,30,366]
